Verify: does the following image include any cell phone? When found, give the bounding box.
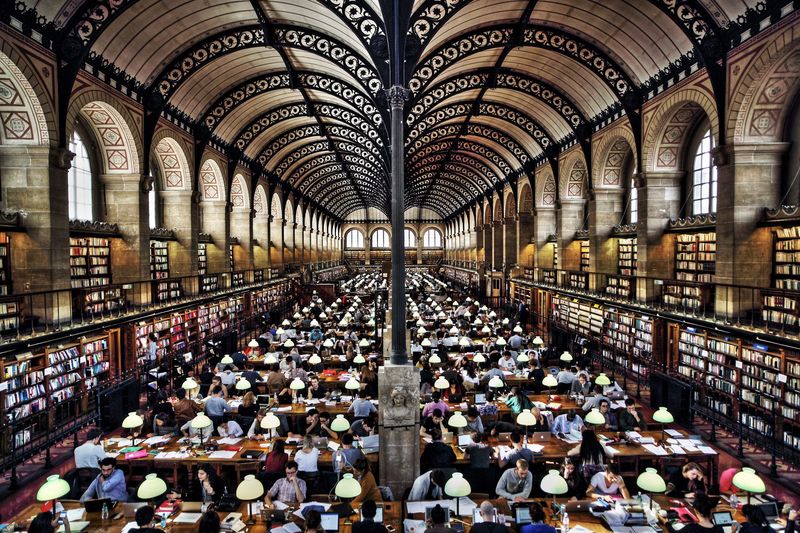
[386,526,396,532]
[57,511,66,525]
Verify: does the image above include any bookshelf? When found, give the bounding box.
[618,237,637,276]
[70,237,111,288]
[154,280,182,303]
[580,241,589,272]
[232,271,245,288]
[254,270,265,284]
[601,307,656,381]
[198,243,207,276]
[149,240,169,280]
[200,274,220,294]
[763,226,800,333]
[568,272,588,290]
[543,268,557,285]
[229,243,235,271]
[675,232,716,283]
[551,295,603,337]
[605,276,632,299]
[0,232,12,296]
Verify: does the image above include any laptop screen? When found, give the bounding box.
[713,512,734,526]
[361,435,379,449]
[425,505,450,524]
[362,507,383,522]
[515,507,532,524]
[321,513,339,532]
[474,393,486,404]
[457,434,473,446]
[757,503,779,519]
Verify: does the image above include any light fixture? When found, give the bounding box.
[310,319,320,328]
[488,376,505,389]
[496,337,507,346]
[429,353,442,364]
[248,339,259,348]
[444,472,471,516]
[122,411,144,447]
[449,326,459,335]
[331,414,351,433]
[585,408,606,426]
[532,336,544,346]
[235,379,251,391]
[353,354,366,364]
[439,312,447,320]
[339,318,349,327]
[516,409,537,443]
[732,467,766,503]
[282,319,291,326]
[560,351,573,363]
[464,311,472,318]
[345,377,361,390]
[636,468,666,509]
[334,472,362,500]
[434,376,449,389]
[459,337,471,347]
[448,411,467,429]
[502,318,509,326]
[260,412,281,439]
[540,469,568,510]
[264,353,278,365]
[290,378,305,404]
[421,338,432,347]
[517,352,530,363]
[236,474,265,525]
[358,338,370,348]
[190,413,213,448]
[473,353,486,364]
[220,354,234,365]
[182,377,198,390]
[652,407,674,443]
[323,338,334,348]
[416,318,426,327]
[283,339,295,349]
[308,354,322,365]
[488,311,497,318]
[418,326,427,335]
[293,313,302,319]
[481,325,491,335]
[276,327,285,335]
[542,374,558,402]
[595,373,611,386]
[137,473,168,502]
[513,325,523,334]
[36,474,70,512]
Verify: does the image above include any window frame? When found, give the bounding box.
[404,228,417,249]
[68,122,97,221]
[686,124,717,216]
[344,229,365,250]
[423,228,443,249]
[371,229,390,249]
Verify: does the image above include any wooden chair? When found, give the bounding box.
[234,461,261,485]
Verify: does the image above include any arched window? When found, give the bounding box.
[344,229,364,249]
[148,168,160,229]
[404,229,417,249]
[691,128,717,215]
[423,228,443,248]
[371,229,390,249]
[628,162,638,224]
[68,129,94,220]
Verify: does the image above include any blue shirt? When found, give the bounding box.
[80,469,128,502]
[349,398,377,418]
[521,524,556,533]
[205,396,232,417]
[551,414,584,435]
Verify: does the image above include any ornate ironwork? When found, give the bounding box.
[575,229,589,240]
[408,137,514,178]
[611,223,638,236]
[0,210,23,230]
[408,123,531,168]
[69,219,120,235]
[149,227,176,240]
[667,213,717,230]
[256,124,385,165]
[764,205,800,224]
[546,233,558,243]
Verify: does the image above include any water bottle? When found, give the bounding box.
[729,493,738,509]
[334,450,344,472]
[101,503,109,520]
[562,511,570,532]
[161,513,167,529]
[638,491,643,505]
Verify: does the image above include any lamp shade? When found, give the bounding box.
[448,411,467,428]
[464,311,472,318]
[345,377,361,390]
[416,319,426,327]
[248,339,260,348]
[323,338,335,348]
[138,473,168,500]
[282,319,291,326]
[290,378,305,390]
[191,413,212,429]
[595,373,612,386]
[353,354,367,364]
[496,337,507,346]
[532,336,544,346]
[516,409,537,427]
[276,328,285,335]
[433,376,450,389]
[320,312,328,319]
[283,339,295,348]
[560,351,573,362]
[732,467,766,494]
[542,374,558,388]
[513,325,523,334]
[488,376,505,388]
[310,320,320,328]
[517,353,530,363]
[444,318,454,326]
[261,412,281,430]
[331,414,351,432]
[339,318,349,327]
[481,325,491,334]
[358,339,370,348]
[220,355,234,365]
[335,473,362,499]
[444,472,471,498]
[585,408,606,425]
[652,407,674,424]
[418,326,427,334]
[459,337,471,347]
[421,338,432,347]
[182,377,199,390]
[36,475,70,502]
[429,353,442,364]
[636,468,667,493]
[122,411,144,429]
[473,353,486,363]
[366,319,375,327]
[264,353,278,364]
[449,326,459,335]
[540,470,568,496]
[236,474,265,501]
[235,379,251,391]
[502,318,510,326]
[308,354,322,365]
[293,313,302,319]
[488,311,497,318]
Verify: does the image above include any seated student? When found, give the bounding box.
[617,398,646,432]
[463,407,484,435]
[80,457,128,502]
[350,415,377,438]
[569,373,591,397]
[587,464,630,501]
[351,458,382,504]
[667,462,708,498]
[193,465,226,505]
[152,412,177,436]
[27,512,62,533]
[739,505,773,533]
[265,461,307,507]
[420,409,446,437]
[217,419,244,438]
[74,428,106,470]
[130,505,164,533]
[424,504,457,533]
[555,365,576,393]
[408,469,447,501]
[528,407,549,432]
[505,387,533,415]
[597,400,618,431]
[353,499,389,533]
[551,410,585,437]
[315,411,339,439]
[199,510,221,533]
[422,391,450,418]
[470,501,508,533]
[498,432,534,468]
[520,502,556,533]
[675,495,724,533]
[463,432,494,471]
[421,428,457,470]
[306,375,327,400]
[581,386,610,412]
[498,351,516,372]
[495,459,533,502]
[560,458,588,500]
[349,391,377,418]
[334,433,365,472]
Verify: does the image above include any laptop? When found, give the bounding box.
[565,500,594,513]
[473,507,496,524]
[362,505,383,523]
[713,511,735,533]
[122,502,141,519]
[257,394,271,405]
[441,432,454,444]
[83,498,113,513]
[497,432,512,442]
[360,434,379,454]
[457,434,474,447]
[312,436,329,449]
[181,502,205,512]
[425,505,450,525]
[474,393,486,405]
[531,432,551,442]
[514,506,532,525]
[320,512,340,532]
[756,503,783,530]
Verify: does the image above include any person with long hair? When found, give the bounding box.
[193,465,226,504]
[351,458,382,504]
[561,457,588,500]
[520,502,556,533]
[360,361,378,398]
[675,495,723,533]
[27,512,60,533]
[567,429,613,478]
[304,510,324,533]
[738,505,772,533]
[238,391,259,418]
[667,462,708,498]
[198,510,221,533]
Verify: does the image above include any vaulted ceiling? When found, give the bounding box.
[29,0,764,218]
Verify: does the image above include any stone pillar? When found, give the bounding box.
[304,226,311,265]
[557,200,584,271]
[635,171,682,280]
[492,220,503,270]
[253,213,270,269]
[416,228,424,264]
[102,172,150,283]
[589,190,625,275]
[714,143,787,314]
[161,190,198,277]
[230,209,254,270]
[475,225,484,263]
[378,362,421,499]
[517,213,533,268]
[504,216,518,268]
[201,201,230,273]
[270,216,284,267]
[482,223,492,267]
[533,208,556,268]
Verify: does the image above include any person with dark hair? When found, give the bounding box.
[422,391,450,418]
[193,465,226,505]
[568,429,613,478]
[617,398,646,432]
[264,439,289,476]
[496,459,533,502]
[198,510,221,533]
[335,433,365,472]
[130,505,162,533]
[74,428,105,469]
[420,409,446,437]
[349,390,377,418]
[527,360,545,394]
[352,458,382,504]
[561,458,588,500]
[587,464,630,501]
[465,407,484,435]
[265,460,307,507]
[676,495,723,533]
[505,386,534,415]
[27,512,59,533]
[421,427,457,470]
[353,500,389,533]
[551,410,585,437]
[350,415,377,438]
[499,431,534,469]
[470,501,508,533]
[738,505,772,533]
[153,412,177,436]
[425,504,457,533]
[408,469,447,501]
[173,387,201,427]
[80,457,128,502]
[667,462,708,498]
[304,510,324,533]
[520,502,556,533]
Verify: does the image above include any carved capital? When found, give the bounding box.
[50,147,74,171]
[141,175,154,193]
[387,85,409,108]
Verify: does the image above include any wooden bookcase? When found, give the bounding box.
[762,226,800,333]
[579,240,589,272]
[0,232,12,296]
[149,240,169,280]
[618,237,637,276]
[198,243,207,276]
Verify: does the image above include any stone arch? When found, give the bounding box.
[560,152,588,199]
[518,181,533,214]
[537,170,557,207]
[152,134,191,190]
[728,28,800,143]
[493,197,502,222]
[643,86,718,172]
[284,197,294,225]
[230,173,249,209]
[593,125,637,189]
[271,191,283,219]
[67,90,143,174]
[504,190,516,217]
[199,158,225,201]
[304,207,312,228]
[0,50,51,145]
[253,183,268,216]
[295,202,304,226]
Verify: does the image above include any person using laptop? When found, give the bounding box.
[675,495,723,533]
[581,386,610,412]
[303,510,324,533]
[551,410,585,437]
[470,501,508,533]
[80,457,128,502]
[265,461,307,507]
[352,499,388,533]
[349,391,377,418]
[420,409,446,437]
[495,459,533,502]
[464,407,484,435]
[408,469,447,501]
[421,427,457,470]
[520,502,556,533]
[334,434,365,473]
[129,505,163,533]
[498,431,534,468]
[597,400,618,431]
[504,386,533,415]
[350,415,377,439]
[217,419,244,438]
[351,458,382,504]
[424,504,457,533]
[74,428,106,470]
[587,464,630,502]
[569,373,591,397]
[738,505,772,533]
[618,399,647,432]
[294,435,320,476]
[667,462,708,499]
[27,512,68,533]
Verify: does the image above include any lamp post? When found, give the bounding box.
[237,474,265,525]
[540,469,568,511]
[651,407,674,444]
[636,468,666,510]
[190,413,213,448]
[36,474,70,514]
[334,473,361,524]
[732,467,766,504]
[444,472,471,517]
[542,374,558,403]
[290,378,305,404]
[260,412,281,440]
[517,409,536,444]
[122,411,144,447]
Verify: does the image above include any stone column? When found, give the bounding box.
[492,220,503,270]
[160,190,198,277]
[378,362,421,499]
[201,201,230,273]
[504,216,518,268]
[475,224,484,263]
[416,228,424,264]
[533,208,556,268]
[517,213,533,268]
[714,142,788,315]
[635,171,682,280]
[589,189,625,275]
[270,216,284,268]
[253,213,270,269]
[230,208,254,270]
[102,172,150,283]
[482,223,492,267]
[557,200,584,271]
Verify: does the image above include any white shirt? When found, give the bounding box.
[498,357,516,371]
[590,471,622,495]
[74,441,107,469]
[217,420,244,438]
[294,447,320,472]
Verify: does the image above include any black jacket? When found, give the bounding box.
[471,523,509,533]
[352,520,389,533]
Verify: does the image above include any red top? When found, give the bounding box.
[264,451,289,473]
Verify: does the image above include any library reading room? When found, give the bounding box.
[1,0,800,532]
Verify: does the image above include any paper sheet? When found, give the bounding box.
[217,437,243,445]
[670,445,686,455]
[666,429,683,437]
[568,526,596,533]
[66,508,85,521]
[143,436,172,445]
[120,521,139,533]
[174,513,203,524]
[272,501,289,510]
[208,450,237,459]
[604,445,620,456]
[524,443,544,453]
[697,445,717,455]
[642,444,669,456]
